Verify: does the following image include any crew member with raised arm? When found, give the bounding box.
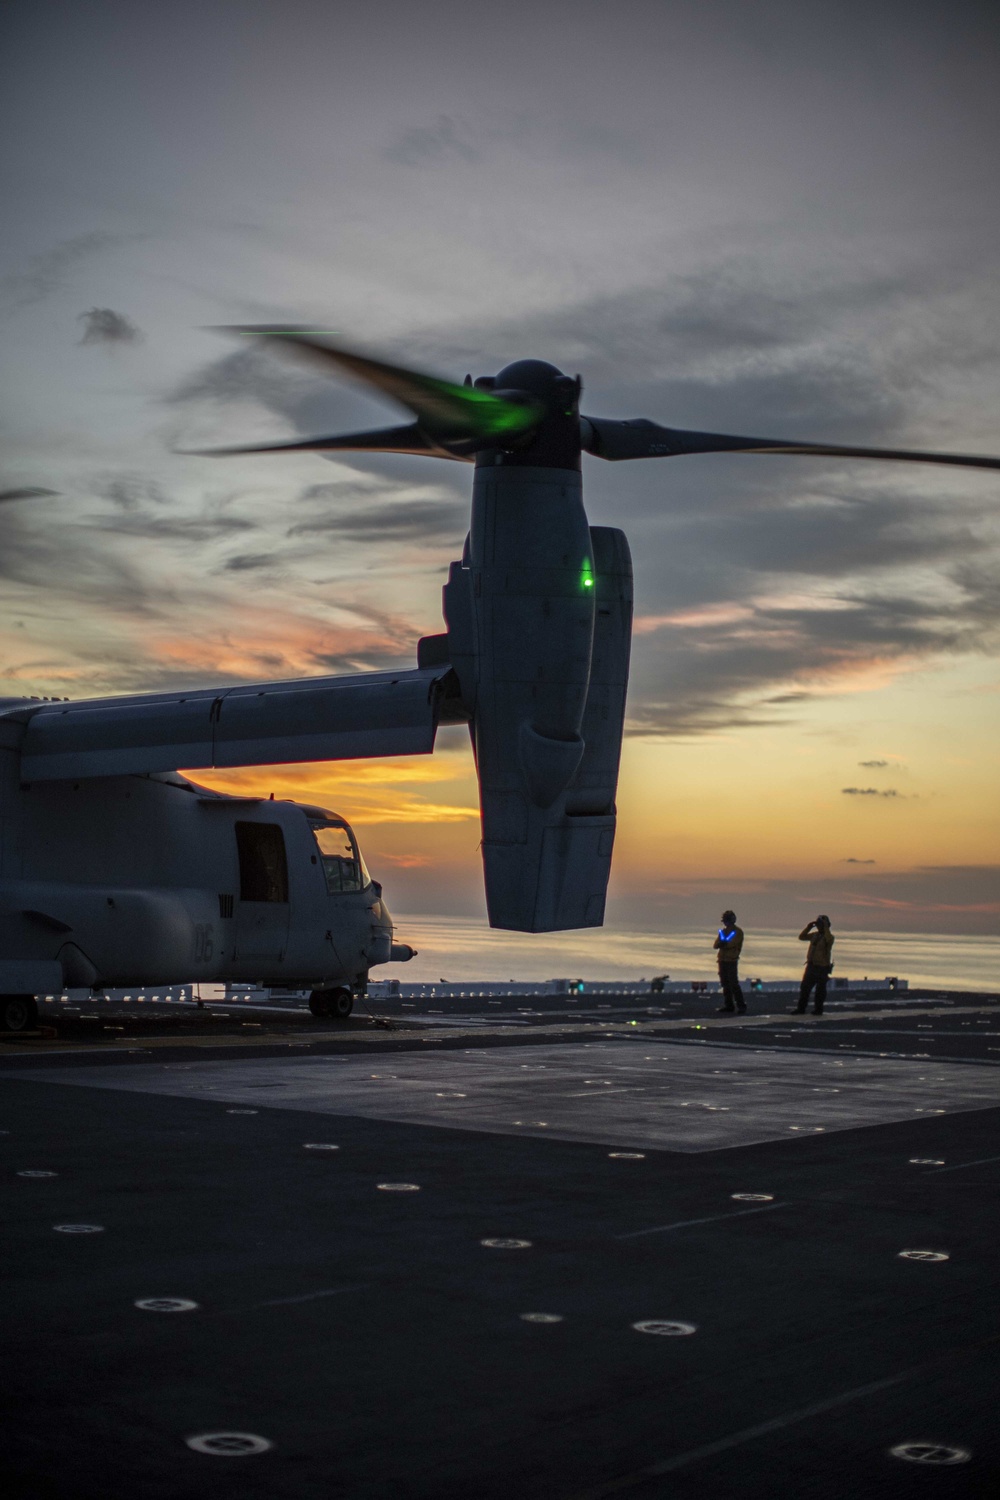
[794,915,835,1016]
[713,909,746,1014]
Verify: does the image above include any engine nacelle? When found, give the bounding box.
[443,464,632,931]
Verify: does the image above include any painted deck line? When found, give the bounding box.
[615,1201,787,1239]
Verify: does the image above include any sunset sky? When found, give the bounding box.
[2,0,998,960]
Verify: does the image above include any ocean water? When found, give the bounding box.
[391,917,999,993]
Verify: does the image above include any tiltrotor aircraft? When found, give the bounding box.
[2,328,997,1031]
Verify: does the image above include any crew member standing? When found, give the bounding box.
[713,909,746,1014]
[795,915,834,1015]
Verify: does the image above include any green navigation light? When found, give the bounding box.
[581,559,595,590]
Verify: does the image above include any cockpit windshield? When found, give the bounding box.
[311,819,371,895]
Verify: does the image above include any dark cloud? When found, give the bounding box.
[299,481,385,505]
[99,476,168,510]
[0,468,256,641]
[842,787,899,798]
[0,487,59,503]
[419,260,947,439]
[859,759,889,767]
[88,511,254,543]
[307,646,416,675]
[287,497,465,545]
[222,553,275,572]
[386,115,478,167]
[0,500,178,617]
[85,473,255,543]
[77,307,142,345]
[624,480,1000,734]
[0,232,120,313]
[169,345,304,410]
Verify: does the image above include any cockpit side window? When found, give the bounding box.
[312,820,370,895]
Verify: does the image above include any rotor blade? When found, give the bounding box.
[180,423,472,461]
[581,416,1000,472]
[219,326,541,444]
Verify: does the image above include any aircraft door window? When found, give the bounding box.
[313,823,367,894]
[235,822,289,903]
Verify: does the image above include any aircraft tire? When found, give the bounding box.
[308,988,354,1019]
[330,988,354,1018]
[1,994,39,1033]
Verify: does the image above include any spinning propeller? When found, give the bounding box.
[193,326,1000,473]
[191,327,541,460]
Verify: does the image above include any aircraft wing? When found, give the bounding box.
[13,665,462,782]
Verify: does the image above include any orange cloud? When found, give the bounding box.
[838,895,1000,914]
[801,654,925,697]
[751,591,859,613]
[634,603,753,634]
[146,603,413,681]
[187,751,480,825]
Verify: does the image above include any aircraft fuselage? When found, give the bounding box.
[0,739,395,998]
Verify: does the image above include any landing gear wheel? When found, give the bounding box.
[1,994,39,1033]
[308,988,354,1020]
[331,989,354,1019]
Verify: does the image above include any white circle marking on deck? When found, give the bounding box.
[136,1298,199,1312]
[226,1109,258,1115]
[376,1182,420,1191]
[888,1442,970,1465]
[899,1249,949,1262]
[731,1193,773,1201]
[17,1169,57,1178]
[54,1223,104,1234]
[185,1432,272,1456]
[303,1143,340,1151]
[909,1158,944,1165]
[520,1313,563,1323]
[632,1320,697,1337]
[481,1238,531,1249]
[609,1152,645,1159]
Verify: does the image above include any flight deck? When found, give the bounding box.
[3,985,998,1498]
